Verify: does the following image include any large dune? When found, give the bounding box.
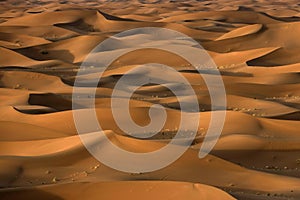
[0,0,300,199]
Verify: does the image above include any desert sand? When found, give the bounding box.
[0,0,300,199]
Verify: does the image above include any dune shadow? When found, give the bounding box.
[0,188,63,200]
[16,48,75,64]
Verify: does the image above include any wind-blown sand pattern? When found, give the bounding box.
[0,0,300,199]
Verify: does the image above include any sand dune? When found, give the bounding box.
[0,181,236,200]
[0,0,300,200]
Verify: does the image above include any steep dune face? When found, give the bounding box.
[0,0,300,200]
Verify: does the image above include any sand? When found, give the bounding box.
[0,0,300,199]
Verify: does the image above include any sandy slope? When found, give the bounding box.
[0,181,236,200]
[0,0,300,200]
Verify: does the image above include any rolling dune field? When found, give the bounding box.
[0,0,300,199]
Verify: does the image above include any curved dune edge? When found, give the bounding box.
[0,181,236,200]
[215,24,263,41]
[1,130,300,197]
